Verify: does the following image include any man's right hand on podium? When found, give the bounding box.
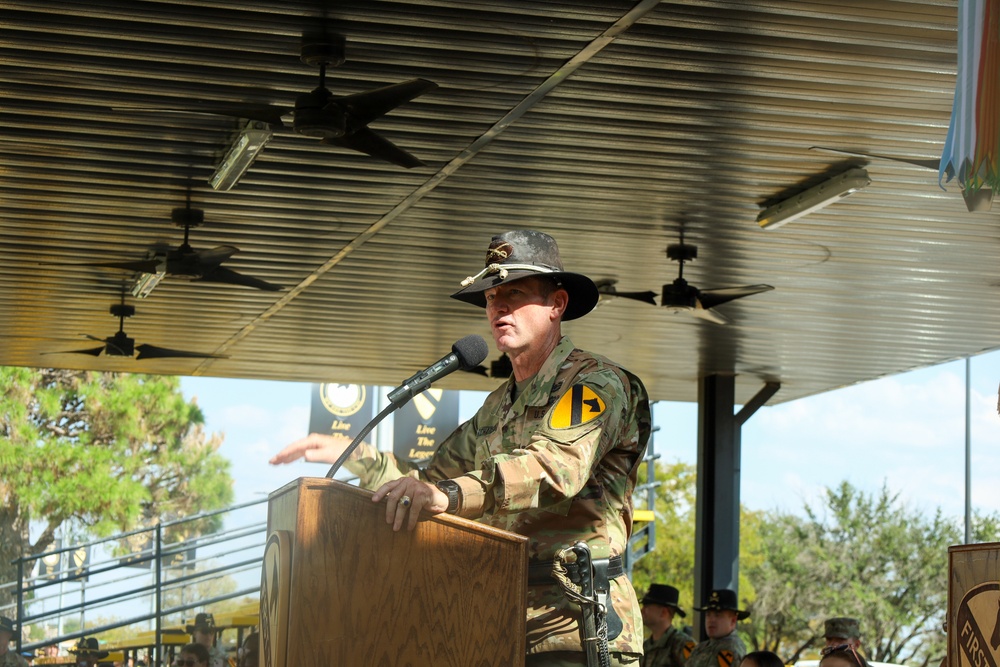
[269,433,353,465]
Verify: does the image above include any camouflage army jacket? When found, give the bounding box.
[643,625,696,667]
[346,337,651,657]
[207,644,228,667]
[685,631,747,667]
[0,651,29,667]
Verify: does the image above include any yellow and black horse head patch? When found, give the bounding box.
[717,650,736,667]
[549,383,606,429]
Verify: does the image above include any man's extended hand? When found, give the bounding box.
[371,477,450,532]
[269,433,353,465]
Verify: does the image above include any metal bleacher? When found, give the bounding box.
[5,498,267,667]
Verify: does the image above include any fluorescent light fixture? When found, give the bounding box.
[130,254,167,299]
[208,120,273,191]
[757,167,871,230]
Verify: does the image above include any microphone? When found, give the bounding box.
[387,335,489,408]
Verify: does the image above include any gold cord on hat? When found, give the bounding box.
[459,263,553,287]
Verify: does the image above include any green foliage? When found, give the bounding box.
[631,464,999,667]
[631,460,698,609]
[741,482,1000,667]
[0,367,234,605]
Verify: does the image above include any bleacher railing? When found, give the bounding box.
[8,497,268,666]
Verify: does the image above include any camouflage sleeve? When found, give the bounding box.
[344,414,481,491]
[456,368,628,518]
[343,441,421,489]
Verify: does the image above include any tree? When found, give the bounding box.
[0,367,234,607]
[740,481,1000,667]
[632,461,698,608]
[631,460,761,626]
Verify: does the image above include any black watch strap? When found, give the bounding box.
[435,480,461,513]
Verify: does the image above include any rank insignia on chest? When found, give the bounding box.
[549,383,605,428]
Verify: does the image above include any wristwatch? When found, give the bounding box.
[435,479,462,514]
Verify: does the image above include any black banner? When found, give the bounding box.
[36,540,62,581]
[68,545,90,582]
[309,384,375,440]
[119,531,154,569]
[392,389,459,464]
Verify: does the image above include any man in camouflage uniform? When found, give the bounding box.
[0,617,28,667]
[68,638,107,667]
[641,584,695,667]
[187,613,228,667]
[273,230,651,666]
[685,589,748,667]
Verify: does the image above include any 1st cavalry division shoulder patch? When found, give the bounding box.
[717,651,736,667]
[550,384,606,429]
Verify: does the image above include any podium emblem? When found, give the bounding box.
[957,581,1000,667]
[260,531,290,667]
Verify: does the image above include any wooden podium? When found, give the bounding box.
[262,477,528,667]
[947,542,1000,667]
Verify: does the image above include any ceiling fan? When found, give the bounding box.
[53,204,281,294]
[598,240,774,325]
[117,31,437,169]
[52,294,227,360]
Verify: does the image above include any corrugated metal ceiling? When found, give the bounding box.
[1,0,994,405]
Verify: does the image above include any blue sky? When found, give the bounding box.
[181,349,1000,528]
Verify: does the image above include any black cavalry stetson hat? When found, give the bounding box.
[69,638,109,660]
[450,230,600,321]
[694,588,750,620]
[641,584,687,617]
[185,612,217,634]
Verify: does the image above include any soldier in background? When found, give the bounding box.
[0,617,28,667]
[641,584,695,667]
[823,617,862,651]
[685,589,749,667]
[273,230,651,667]
[186,614,227,667]
[68,638,108,667]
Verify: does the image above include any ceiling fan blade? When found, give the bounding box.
[44,259,162,273]
[810,146,939,171]
[188,245,240,267]
[135,344,227,360]
[614,290,657,305]
[195,266,282,291]
[691,302,731,325]
[113,102,290,127]
[698,284,774,309]
[333,78,438,125]
[323,127,426,168]
[46,345,106,357]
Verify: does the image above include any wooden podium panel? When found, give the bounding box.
[263,477,528,667]
[947,542,1000,667]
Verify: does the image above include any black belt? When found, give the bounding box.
[527,554,624,586]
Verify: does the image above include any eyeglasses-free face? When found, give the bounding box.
[820,643,864,667]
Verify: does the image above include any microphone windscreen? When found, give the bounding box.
[452,334,489,370]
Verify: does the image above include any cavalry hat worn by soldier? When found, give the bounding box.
[69,638,108,660]
[186,612,217,634]
[825,617,861,639]
[0,617,14,636]
[642,584,688,618]
[451,229,600,321]
[695,589,750,620]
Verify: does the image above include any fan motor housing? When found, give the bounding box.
[294,91,347,138]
